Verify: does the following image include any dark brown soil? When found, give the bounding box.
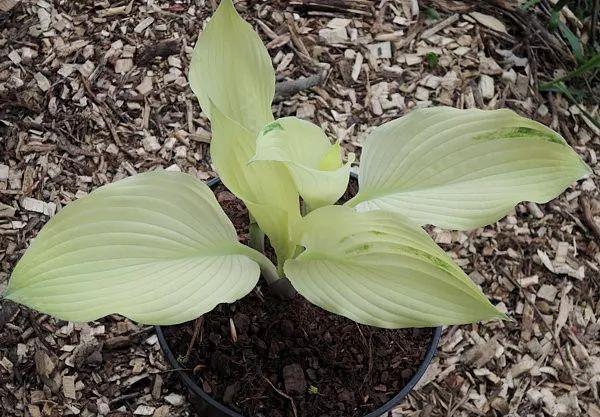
[161,181,434,417]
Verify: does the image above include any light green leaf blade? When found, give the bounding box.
[189,0,275,133]
[252,117,355,210]
[349,107,591,230]
[3,171,268,325]
[285,206,505,329]
[211,106,300,263]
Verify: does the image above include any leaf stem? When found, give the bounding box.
[234,244,280,285]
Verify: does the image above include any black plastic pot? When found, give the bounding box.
[155,176,444,417]
[156,325,442,417]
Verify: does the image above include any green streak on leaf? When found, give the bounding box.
[346,243,373,255]
[261,121,284,135]
[473,127,564,145]
[401,246,455,274]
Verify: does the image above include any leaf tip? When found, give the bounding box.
[1,277,16,301]
[1,284,25,308]
[580,160,594,177]
[494,309,511,322]
[480,301,510,323]
[215,0,238,16]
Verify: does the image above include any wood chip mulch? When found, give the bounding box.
[0,1,598,416]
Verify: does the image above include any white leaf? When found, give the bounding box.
[349,107,591,230]
[285,205,505,328]
[5,171,269,325]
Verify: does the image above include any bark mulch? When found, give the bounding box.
[0,1,598,416]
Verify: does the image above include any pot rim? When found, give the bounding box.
[155,175,444,417]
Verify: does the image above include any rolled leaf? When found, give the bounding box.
[211,105,300,263]
[348,107,591,230]
[285,205,506,329]
[252,117,355,210]
[3,171,273,325]
[189,0,274,133]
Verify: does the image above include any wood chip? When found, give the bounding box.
[34,350,56,378]
[97,2,133,17]
[134,17,155,34]
[133,405,155,415]
[479,74,495,99]
[164,393,185,406]
[153,405,171,417]
[0,0,20,12]
[151,374,163,400]
[421,14,459,39]
[351,52,363,81]
[136,76,153,95]
[319,28,348,44]
[555,293,572,334]
[115,58,134,75]
[520,275,539,287]
[0,202,16,218]
[34,72,51,92]
[20,197,56,216]
[555,241,569,265]
[367,42,392,59]
[537,284,558,302]
[8,50,21,65]
[510,355,536,377]
[463,337,498,368]
[468,12,508,34]
[0,164,8,181]
[327,18,351,29]
[62,375,77,400]
[142,136,161,152]
[479,56,503,75]
[27,405,41,417]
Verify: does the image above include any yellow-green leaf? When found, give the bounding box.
[189,0,275,133]
[210,106,300,263]
[4,171,273,325]
[252,117,355,210]
[285,206,505,328]
[348,107,591,230]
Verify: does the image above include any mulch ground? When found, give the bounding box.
[1,1,599,417]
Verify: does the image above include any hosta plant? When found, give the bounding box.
[2,0,591,329]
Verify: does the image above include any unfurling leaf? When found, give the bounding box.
[348,107,591,230]
[188,0,300,263]
[252,117,355,210]
[189,0,274,133]
[4,171,274,325]
[210,106,300,263]
[285,206,505,328]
